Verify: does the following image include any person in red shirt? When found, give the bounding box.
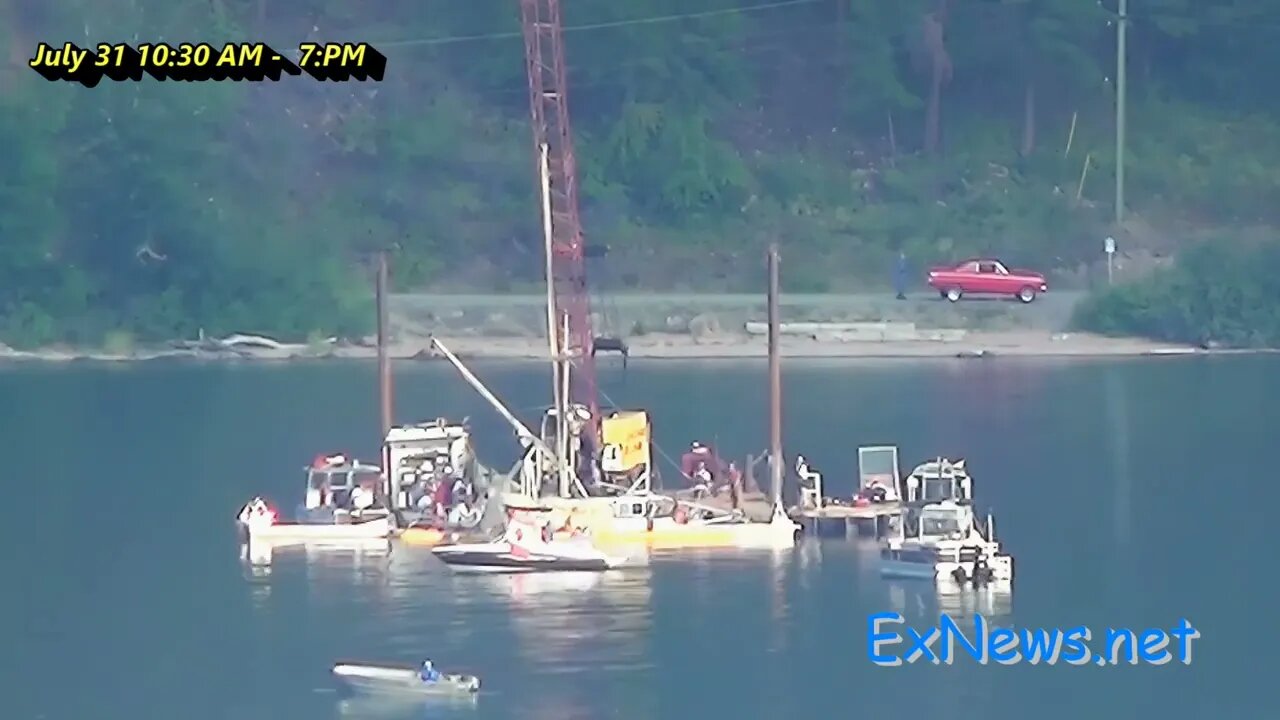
[432,479,452,518]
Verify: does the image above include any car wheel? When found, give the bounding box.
[945,287,963,303]
[1017,287,1037,303]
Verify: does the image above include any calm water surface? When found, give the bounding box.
[1,356,1273,719]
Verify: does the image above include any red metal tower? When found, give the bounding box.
[519,0,599,428]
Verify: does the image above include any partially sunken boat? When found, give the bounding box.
[432,514,627,573]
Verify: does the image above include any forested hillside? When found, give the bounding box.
[2,0,1277,346]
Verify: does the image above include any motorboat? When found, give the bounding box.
[236,453,396,543]
[432,520,627,573]
[331,662,479,695]
[876,499,1013,586]
[236,495,392,543]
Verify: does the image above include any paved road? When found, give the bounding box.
[392,291,1086,332]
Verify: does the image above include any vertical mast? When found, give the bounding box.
[540,142,574,498]
[767,244,783,508]
[376,250,395,509]
[376,250,392,438]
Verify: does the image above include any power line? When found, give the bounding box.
[376,0,824,49]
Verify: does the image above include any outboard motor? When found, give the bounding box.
[972,555,993,587]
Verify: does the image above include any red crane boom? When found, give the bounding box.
[519,0,599,427]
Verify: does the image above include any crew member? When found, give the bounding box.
[796,456,820,487]
[894,250,909,300]
[452,475,469,506]
[433,477,453,518]
[726,462,743,508]
[350,482,376,512]
[420,659,440,682]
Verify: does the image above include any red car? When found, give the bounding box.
[927,259,1048,303]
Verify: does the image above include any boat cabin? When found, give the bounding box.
[384,420,478,510]
[302,458,386,517]
[904,458,972,504]
[916,501,975,541]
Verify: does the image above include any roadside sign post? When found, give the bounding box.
[1104,236,1116,285]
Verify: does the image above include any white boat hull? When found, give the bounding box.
[240,516,393,542]
[432,539,626,573]
[332,663,479,695]
[878,554,1013,584]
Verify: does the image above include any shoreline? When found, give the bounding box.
[1,292,1265,365]
[0,330,1259,365]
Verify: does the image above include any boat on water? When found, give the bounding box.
[432,516,627,573]
[332,662,480,695]
[877,499,1013,586]
[236,474,393,544]
[383,420,498,545]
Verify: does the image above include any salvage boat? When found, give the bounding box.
[877,499,1013,586]
[331,663,480,695]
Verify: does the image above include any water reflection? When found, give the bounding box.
[1103,366,1133,549]
[241,537,392,567]
[768,547,790,654]
[886,581,1013,621]
[335,693,478,720]
[240,538,397,611]
[452,569,653,672]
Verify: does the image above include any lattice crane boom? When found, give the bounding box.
[520,0,599,427]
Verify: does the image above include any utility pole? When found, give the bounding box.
[1114,0,1128,226]
[767,244,783,509]
[376,250,392,439]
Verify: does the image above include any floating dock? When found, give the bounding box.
[790,502,902,538]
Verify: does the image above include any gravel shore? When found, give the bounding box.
[0,292,1219,364]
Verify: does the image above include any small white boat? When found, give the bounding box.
[432,521,626,573]
[332,663,480,695]
[877,500,1013,586]
[237,497,392,542]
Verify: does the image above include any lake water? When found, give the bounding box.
[2,356,1272,719]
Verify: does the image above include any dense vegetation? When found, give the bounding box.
[1074,238,1280,348]
[2,0,1278,346]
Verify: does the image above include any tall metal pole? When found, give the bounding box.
[767,244,783,507]
[376,251,392,437]
[376,251,394,510]
[1114,0,1128,226]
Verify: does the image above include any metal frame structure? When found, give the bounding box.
[520,0,599,427]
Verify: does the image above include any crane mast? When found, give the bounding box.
[520,0,599,432]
